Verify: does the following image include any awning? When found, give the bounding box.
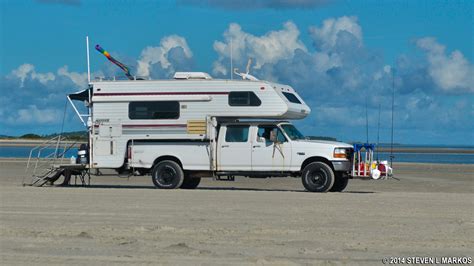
[68,89,90,102]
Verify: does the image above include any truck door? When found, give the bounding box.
[251,125,292,171]
[218,125,252,171]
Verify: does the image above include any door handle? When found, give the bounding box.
[253,145,261,148]
[221,145,229,148]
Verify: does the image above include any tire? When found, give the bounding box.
[151,160,184,189]
[330,173,349,192]
[180,175,201,189]
[301,162,335,192]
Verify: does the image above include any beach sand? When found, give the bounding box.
[0,160,473,265]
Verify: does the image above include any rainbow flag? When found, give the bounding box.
[95,44,133,80]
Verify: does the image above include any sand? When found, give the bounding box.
[0,160,473,265]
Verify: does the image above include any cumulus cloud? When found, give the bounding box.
[57,65,88,88]
[10,64,55,87]
[0,35,195,134]
[178,0,331,10]
[7,105,61,125]
[136,35,193,78]
[212,17,473,144]
[415,37,474,93]
[309,16,362,52]
[0,64,88,134]
[213,21,306,76]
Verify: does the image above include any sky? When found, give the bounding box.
[0,0,473,145]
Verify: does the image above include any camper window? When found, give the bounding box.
[282,92,302,104]
[228,91,261,106]
[225,125,249,142]
[129,101,180,119]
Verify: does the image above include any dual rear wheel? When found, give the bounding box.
[151,160,200,189]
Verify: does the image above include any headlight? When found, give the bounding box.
[333,148,348,159]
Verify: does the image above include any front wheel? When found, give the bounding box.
[330,173,349,192]
[151,160,184,189]
[301,162,335,192]
[180,175,201,189]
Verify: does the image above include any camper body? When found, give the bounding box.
[89,77,310,169]
[69,73,353,192]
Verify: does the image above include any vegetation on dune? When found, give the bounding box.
[1,131,88,141]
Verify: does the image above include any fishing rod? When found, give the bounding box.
[390,68,395,168]
[376,103,381,162]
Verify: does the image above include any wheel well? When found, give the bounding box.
[153,156,183,168]
[301,156,334,171]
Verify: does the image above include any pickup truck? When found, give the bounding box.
[129,121,354,192]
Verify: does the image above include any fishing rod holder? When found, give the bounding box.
[352,143,393,180]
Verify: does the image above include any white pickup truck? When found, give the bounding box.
[129,120,354,192]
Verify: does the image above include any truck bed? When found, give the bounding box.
[129,141,212,170]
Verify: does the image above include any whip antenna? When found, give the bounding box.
[86,36,91,83]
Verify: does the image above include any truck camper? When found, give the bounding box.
[59,72,354,192]
[27,69,391,192]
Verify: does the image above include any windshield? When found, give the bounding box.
[280,124,305,140]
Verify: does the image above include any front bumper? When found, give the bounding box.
[331,160,352,172]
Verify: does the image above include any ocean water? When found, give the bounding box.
[0,146,78,159]
[376,152,474,164]
[0,145,473,164]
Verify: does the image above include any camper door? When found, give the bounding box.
[93,123,123,167]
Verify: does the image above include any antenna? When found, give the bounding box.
[233,58,259,81]
[86,36,91,83]
[245,58,252,75]
[390,68,396,167]
[230,38,233,80]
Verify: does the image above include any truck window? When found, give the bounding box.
[228,91,261,106]
[129,101,179,120]
[282,92,302,104]
[225,125,249,142]
[257,126,287,143]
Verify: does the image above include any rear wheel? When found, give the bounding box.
[330,173,349,192]
[151,160,184,189]
[180,174,201,189]
[301,162,335,192]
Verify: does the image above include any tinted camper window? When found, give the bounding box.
[282,92,302,104]
[129,101,179,119]
[228,91,261,106]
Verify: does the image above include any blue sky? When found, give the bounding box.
[0,0,473,145]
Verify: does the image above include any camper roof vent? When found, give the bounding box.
[173,72,212,80]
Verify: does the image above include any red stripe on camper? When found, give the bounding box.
[122,124,187,128]
[93,92,229,96]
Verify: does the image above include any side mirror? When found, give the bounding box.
[257,137,266,143]
[269,130,278,143]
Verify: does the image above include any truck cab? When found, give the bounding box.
[216,121,353,192]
